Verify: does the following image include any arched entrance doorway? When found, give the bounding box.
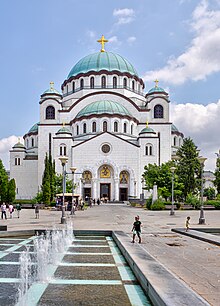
[119,170,129,201]
[82,170,92,199]
[99,165,114,201]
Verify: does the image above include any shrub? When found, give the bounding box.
[151,199,165,210]
[176,202,181,210]
[130,202,136,207]
[204,200,220,209]
[146,197,152,210]
[185,193,200,209]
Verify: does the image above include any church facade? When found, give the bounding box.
[10,36,184,201]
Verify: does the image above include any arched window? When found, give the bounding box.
[76,125,79,135]
[15,157,20,166]
[90,77,94,89]
[103,121,107,132]
[114,121,118,132]
[101,76,106,88]
[72,82,75,93]
[154,104,164,118]
[131,124,133,135]
[145,144,153,156]
[26,139,29,148]
[80,79,84,89]
[174,136,177,146]
[123,78,127,88]
[123,123,127,133]
[132,80,135,91]
[60,144,67,156]
[31,138,34,147]
[92,122,96,132]
[113,77,117,88]
[83,123,87,134]
[46,106,55,119]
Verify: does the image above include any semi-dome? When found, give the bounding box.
[13,142,26,149]
[42,82,61,96]
[148,86,166,94]
[76,100,132,119]
[56,126,72,135]
[67,52,138,79]
[28,122,39,134]
[139,127,156,135]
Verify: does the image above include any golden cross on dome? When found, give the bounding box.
[18,137,21,143]
[50,81,54,90]
[62,122,65,127]
[97,35,108,52]
[154,79,159,88]
[146,120,149,128]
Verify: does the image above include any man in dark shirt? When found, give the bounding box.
[131,216,142,243]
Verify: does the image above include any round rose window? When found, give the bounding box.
[102,144,110,153]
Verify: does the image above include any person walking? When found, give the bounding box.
[9,204,14,219]
[1,203,7,220]
[16,203,21,218]
[35,204,40,219]
[131,216,142,243]
[185,216,190,232]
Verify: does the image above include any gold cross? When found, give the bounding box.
[97,35,108,52]
[62,122,65,127]
[154,79,159,88]
[50,81,54,90]
[146,120,149,128]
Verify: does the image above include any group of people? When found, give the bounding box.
[0,203,21,219]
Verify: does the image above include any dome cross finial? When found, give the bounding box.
[50,81,54,90]
[146,120,149,128]
[154,79,159,88]
[97,35,108,52]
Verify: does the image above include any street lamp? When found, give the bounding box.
[170,166,176,215]
[59,156,68,224]
[198,156,207,224]
[70,167,77,215]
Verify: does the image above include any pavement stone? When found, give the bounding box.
[1,204,220,305]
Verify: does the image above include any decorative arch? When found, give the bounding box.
[59,143,67,156]
[113,76,117,88]
[145,143,153,156]
[92,121,97,133]
[154,104,164,118]
[114,121,119,132]
[101,76,106,88]
[123,78,127,88]
[90,77,94,89]
[119,170,129,184]
[46,106,55,119]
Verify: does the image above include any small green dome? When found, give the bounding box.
[148,86,166,94]
[13,142,26,149]
[67,52,138,79]
[139,127,156,135]
[28,122,39,134]
[42,82,61,96]
[56,126,72,135]
[76,100,131,118]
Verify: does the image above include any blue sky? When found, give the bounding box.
[0,0,220,170]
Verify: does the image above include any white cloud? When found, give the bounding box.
[0,136,22,170]
[171,100,220,171]
[143,0,220,85]
[87,30,96,39]
[113,8,135,25]
[108,36,118,43]
[127,36,136,44]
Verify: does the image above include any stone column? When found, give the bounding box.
[114,179,119,201]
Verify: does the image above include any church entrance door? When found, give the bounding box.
[119,188,128,201]
[100,183,111,201]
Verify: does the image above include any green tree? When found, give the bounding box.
[176,137,200,200]
[214,155,220,194]
[143,161,183,201]
[41,154,51,204]
[203,187,216,200]
[55,174,73,194]
[0,159,8,203]
[7,179,16,203]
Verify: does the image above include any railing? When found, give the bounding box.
[63,85,144,97]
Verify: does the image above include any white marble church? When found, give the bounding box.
[10,35,184,201]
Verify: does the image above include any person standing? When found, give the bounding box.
[35,204,40,219]
[1,203,7,220]
[16,203,21,218]
[9,204,14,219]
[131,216,142,243]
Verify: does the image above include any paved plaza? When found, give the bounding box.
[1,204,220,305]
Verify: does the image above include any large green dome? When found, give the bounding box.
[76,100,132,118]
[68,52,138,79]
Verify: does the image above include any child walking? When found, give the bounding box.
[185,216,190,232]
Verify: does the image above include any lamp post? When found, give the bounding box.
[198,156,207,224]
[59,156,68,224]
[70,167,77,215]
[170,166,176,215]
